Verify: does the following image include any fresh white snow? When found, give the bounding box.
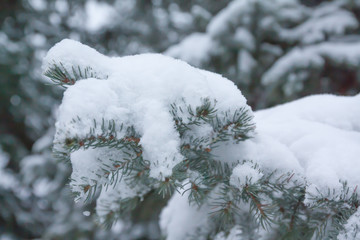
[338,208,360,240]
[230,161,263,188]
[255,93,360,203]
[44,39,360,239]
[161,93,360,240]
[159,187,209,240]
[44,39,253,214]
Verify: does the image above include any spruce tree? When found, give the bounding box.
[2,0,360,239]
[0,1,229,238]
[43,39,360,240]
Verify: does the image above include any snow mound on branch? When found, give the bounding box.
[44,39,252,180]
[43,39,109,81]
[160,93,360,239]
[255,93,360,201]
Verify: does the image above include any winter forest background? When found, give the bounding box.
[1,0,360,239]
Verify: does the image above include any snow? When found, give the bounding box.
[43,40,109,82]
[255,93,360,201]
[214,226,243,240]
[69,146,140,201]
[45,39,360,239]
[230,161,263,188]
[169,4,193,30]
[207,0,299,38]
[337,208,360,240]
[96,177,151,220]
[165,33,216,67]
[32,128,54,152]
[237,50,256,83]
[234,28,255,51]
[85,1,116,32]
[282,72,308,97]
[0,148,17,190]
[191,5,212,22]
[55,0,69,14]
[262,42,360,86]
[279,4,358,44]
[27,33,46,48]
[207,0,248,38]
[32,178,57,197]
[0,148,9,169]
[44,39,251,181]
[164,0,360,98]
[161,93,360,239]
[21,155,59,197]
[159,187,210,240]
[210,130,304,181]
[28,0,46,11]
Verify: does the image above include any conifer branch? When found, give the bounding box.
[44,62,107,87]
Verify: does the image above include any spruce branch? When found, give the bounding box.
[44,62,107,87]
[54,89,359,239]
[53,98,258,230]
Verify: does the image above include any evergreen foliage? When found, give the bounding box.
[2,0,360,239]
[44,53,360,240]
[0,1,229,238]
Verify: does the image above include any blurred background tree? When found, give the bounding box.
[166,0,360,108]
[0,0,359,239]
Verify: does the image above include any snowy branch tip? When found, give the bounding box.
[43,39,254,181]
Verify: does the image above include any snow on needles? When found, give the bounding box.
[230,161,263,188]
[255,93,360,202]
[338,208,360,240]
[44,40,360,239]
[44,39,251,182]
[45,40,360,200]
[160,93,360,240]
